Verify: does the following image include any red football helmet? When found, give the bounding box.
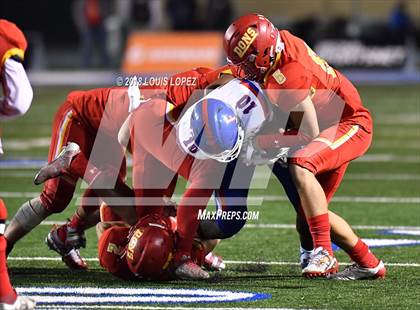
[223,14,283,82]
[125,214,174,280]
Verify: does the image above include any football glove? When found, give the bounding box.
[241,137,289,166]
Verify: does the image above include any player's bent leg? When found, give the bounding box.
[4,197,52,254]
[0,199,36,310]
[46,189,104,270]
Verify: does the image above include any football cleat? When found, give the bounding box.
[299,247,314,269]
[46,224,87,270]
[174,256,210,280]
[302,247,338,278]
[34,142,80,185]
[0,295,36,310]
[204,252,225,271]
[328,260,386,280]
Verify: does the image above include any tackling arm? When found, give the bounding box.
[255,95,319,150]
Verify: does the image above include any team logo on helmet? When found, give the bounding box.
[233,27,258,58]
[126,228,143,260]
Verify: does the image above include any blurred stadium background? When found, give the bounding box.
[1,2,420,309]
[0,0,419,85]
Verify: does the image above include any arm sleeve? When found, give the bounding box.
[265,62,311,111]
[0,58,33,120]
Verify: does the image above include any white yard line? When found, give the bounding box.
[35,307,300,310]
[260,196,420,204]
[372,141,420,149]
[1,192,420,204]
[8,221,419,231]
[0,153,419,171]
[8,256,420,267]
[355,154,420,163]
[245,223,420,230]
[3,171,420,181]
[375,114,420,125]
[3,138,51,150]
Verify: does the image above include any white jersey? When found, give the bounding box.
[177,78,272,162]
[205,78,272,141]
[0,58,33,155]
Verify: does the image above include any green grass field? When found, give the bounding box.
[1,85,420,309]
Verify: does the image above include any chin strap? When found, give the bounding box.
[275,31,284,54]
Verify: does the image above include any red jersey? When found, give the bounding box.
[264,30,371,130]
[98,225,135,280]
[0,19,27,68]
[67,67,227,135]
[163,66,230,122]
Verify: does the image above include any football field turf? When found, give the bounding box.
[1,85,419,309]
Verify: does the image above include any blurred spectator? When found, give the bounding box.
[206,0,233,31]
[131,0,151,28]
[388,0,414,44]
[72,0,111,67]
[166,0,197,30]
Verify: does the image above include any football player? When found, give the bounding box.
[18,67,236,272]
[0,19,36,310]
[4,85,135,270]
[124,75,279,280]
[223,14,385,280]
[97,203,221,280]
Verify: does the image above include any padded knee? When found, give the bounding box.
[14,197,51,231]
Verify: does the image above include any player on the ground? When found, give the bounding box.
[11,67,240,274]
[124,76,279,279]
[0,19,36,310]
[4,85,134,270]
[223,14,385,280]
[97,203,222,280]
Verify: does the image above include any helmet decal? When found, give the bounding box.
[233,27,258,59]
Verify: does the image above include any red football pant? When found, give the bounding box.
[0,199,17,304]
[40,100,127,214]
[290,116,373,254]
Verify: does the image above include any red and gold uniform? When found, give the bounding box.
[98,225,134,280]
[41,87,130,213]
[0,19,26,67]
[97,204,209,280]
[130,67,229,262]
[263,30,372,201]
[0,19,32,306]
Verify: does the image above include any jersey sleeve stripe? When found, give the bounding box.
[1,47,24,66]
